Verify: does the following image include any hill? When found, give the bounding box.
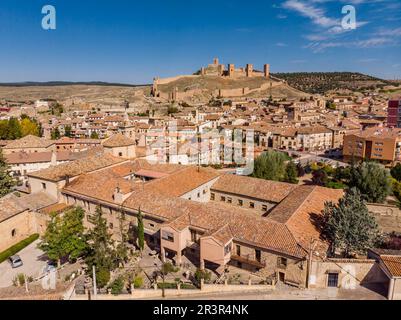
[272,72,393,94]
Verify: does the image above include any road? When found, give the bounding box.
[0,240,48,288]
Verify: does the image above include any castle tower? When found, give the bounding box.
[201,67,206,76]
[228,64,235,78]
[246,64,253,77]
[213,58,219,65]
[264,64,270,78]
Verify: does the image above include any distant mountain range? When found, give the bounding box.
[271,72,398,94]
[0,81,149,87]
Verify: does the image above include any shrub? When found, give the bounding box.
[194,269,211,284]
[133,276,143,288]
[96,268,111,288]
[157,282,176,289]
[110,276,124,295]
[0,234,39,263]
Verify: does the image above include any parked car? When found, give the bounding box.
[9,255,23,268]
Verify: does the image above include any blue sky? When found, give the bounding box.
[0,0,400,83]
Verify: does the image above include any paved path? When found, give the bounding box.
[0,240,48,288]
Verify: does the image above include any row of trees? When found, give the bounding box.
[0,116,41,140]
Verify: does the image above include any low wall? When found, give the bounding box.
[69,283,274,300]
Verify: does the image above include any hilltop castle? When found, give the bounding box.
[151,58,272,101]
[199,58,270,78]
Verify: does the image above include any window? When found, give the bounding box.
[277,257,288,268]
[236,244,241,256]
[249,202,255,209]
[197,192,200,198]
[255,249,261,263]
[11,229,17,237]
[262,205,268,212]
[149,223,155,228]
[210,193,215,200]
[109,223,114,229]
[119,152,123,157]
[238,199,243,206]
[224,243,232,256]
[327,273,339,287]
[162,231,174,242]
[42,183,46,190]
[227,197,232,204]
[220,196,226,202]
[203,189,207,194]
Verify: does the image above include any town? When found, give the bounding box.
[0,58,400,301]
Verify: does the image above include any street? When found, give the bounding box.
[0,240,48,288]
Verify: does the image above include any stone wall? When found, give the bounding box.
[367,203,401,233]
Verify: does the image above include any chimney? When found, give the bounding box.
[113,186,124,204]
[65,175,70,185]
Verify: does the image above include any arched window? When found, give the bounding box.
[11,229,17,237]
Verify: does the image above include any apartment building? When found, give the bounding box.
[343,127,401,165]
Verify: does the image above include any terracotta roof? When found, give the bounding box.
[5,151,74,164]
[144,166,220,197]
[0,195,27,223]
[63,170,134,204]
[381,256,401,277]
[0,192,57,223]
[27,152,127,181]
[267,185,343,253]
[103,133,135,147]
[3,135,54,149]
[211,174,298,203]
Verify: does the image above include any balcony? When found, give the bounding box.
[231,254,266,269]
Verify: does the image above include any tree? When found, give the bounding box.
[323,188,381,257]
[51,128,61,140]
[312,169,328,186]
[283,161,299,184]
[20,118,39,137]
[391,163,401,182]
[251,151,287,181]
[0,149,16,197]
[64,125,72,138]
[348,162,391,203]
[137,208,145,251]
[85,206,115,287]
[90,131,99,139]
[40,207,87,267]
[296,163,305,177]
[6,118,22,140]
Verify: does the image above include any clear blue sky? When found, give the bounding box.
[0,0,400,83]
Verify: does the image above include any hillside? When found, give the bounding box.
[156,75,309,102]
[272,72,393,94]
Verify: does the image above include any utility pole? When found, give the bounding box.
[92,265,97,300]
[307,238,316,289]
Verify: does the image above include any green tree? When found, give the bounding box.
[0,149,16,197]
[90,131,99,139]
[391,163,401,182]
[85,206,115,285]
[312,169,328,186]
[251,151,287,181]
[40,207,87,267]
[283,161,299,184]
[323,188,381,257]
[64,125,72,138]
[51,128,61,140]
[7,118,22,140]
[137,208,145,251]
[348,162,391,203]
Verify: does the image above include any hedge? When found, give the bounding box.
[0,234,39,263]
